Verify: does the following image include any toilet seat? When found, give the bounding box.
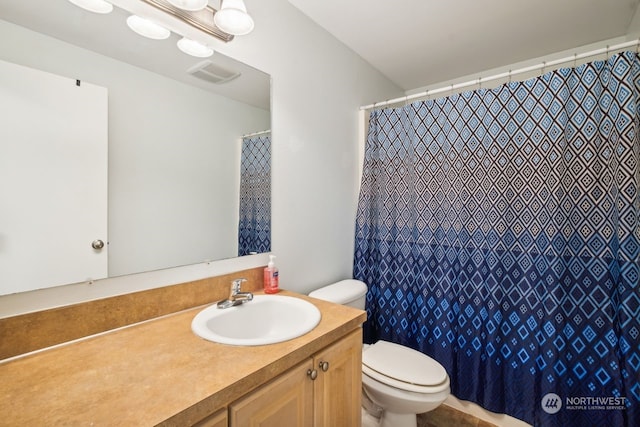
[362,340,449,394]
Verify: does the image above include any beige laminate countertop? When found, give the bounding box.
[0,290,366,426]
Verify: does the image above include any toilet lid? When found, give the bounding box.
[362,340,448,387]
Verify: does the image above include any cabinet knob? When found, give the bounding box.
[319,361,330,372]
[307,369,318,380]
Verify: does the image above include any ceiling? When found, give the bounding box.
[3,0,639,101]
[289,0,640,92]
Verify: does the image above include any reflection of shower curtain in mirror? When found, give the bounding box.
[238,133,271,256]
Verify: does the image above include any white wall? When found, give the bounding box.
[0,0,401,315]
[223,0,403,294]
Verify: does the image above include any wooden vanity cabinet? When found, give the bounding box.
[193,408,228,427]
[229,359,314,426]
[228,329,362,427]
[313,329,362,426]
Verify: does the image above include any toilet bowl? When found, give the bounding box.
[309,280,450,427]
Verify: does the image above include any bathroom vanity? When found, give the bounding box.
[0,289,365,426]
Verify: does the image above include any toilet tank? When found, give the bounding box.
[308,279,368,310]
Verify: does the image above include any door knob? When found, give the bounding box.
[91,239,105,250]
[319,361,330,372]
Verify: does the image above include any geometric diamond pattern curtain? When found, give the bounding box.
[354,51,640,427]
[238,133,271,256]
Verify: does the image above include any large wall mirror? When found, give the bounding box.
[0,0,271,296]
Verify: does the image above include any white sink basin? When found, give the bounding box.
[191,295,321,346]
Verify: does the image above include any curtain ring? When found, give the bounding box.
[573,53,577,69]
[508,69,512,84]
[542,61,546,75]
[606,44,610,60]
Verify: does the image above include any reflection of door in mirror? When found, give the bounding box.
[0,59,108,295]
[238,132,271,256]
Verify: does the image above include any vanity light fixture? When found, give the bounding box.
[67,0,113,14]
[69,0,251,60]
[126,15,171,40]
[214,0,254,36]
[166,0,209,12]
[177,37,214,57]
[140,0,234,42]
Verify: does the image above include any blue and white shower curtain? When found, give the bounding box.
[354,51,639,426]
[238,133,271,256]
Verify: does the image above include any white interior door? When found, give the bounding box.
[0,59,108,295]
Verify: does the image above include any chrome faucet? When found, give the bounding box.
[217,278,253,309]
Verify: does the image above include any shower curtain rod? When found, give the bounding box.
[360,39,640,110]
[242,129,271,138]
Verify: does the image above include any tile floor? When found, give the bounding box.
[417,404,498,427]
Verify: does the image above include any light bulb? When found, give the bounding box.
[126,15,171,40]
[214,0,254,36]
[68,0,113,14]
[177,38,214,58]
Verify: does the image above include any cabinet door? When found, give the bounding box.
[230,360,314,427]
[313,329,362,427]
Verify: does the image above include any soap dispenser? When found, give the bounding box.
[263,255,279,294]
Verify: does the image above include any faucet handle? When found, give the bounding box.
[231,278,247,293]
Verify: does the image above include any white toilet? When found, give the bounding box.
[309,280,450,427]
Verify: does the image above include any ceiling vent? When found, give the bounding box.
[187,61,241,84]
